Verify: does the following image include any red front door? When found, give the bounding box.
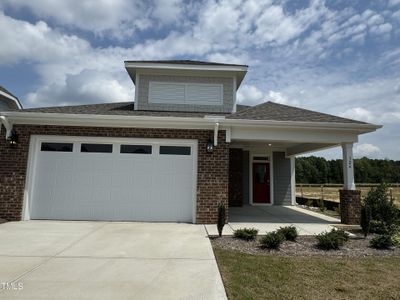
[252,162,270,204]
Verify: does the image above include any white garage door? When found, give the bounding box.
[28,136,197,222]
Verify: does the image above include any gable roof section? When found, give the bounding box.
[228,101,367,124]
[124,60,248,67]
[124,59,248,88]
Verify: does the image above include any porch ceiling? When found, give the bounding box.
[229,140,337,156]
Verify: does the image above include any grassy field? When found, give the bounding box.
[214,248,400,300]
[296,184,400,207]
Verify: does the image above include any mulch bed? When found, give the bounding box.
[211,234,400,257]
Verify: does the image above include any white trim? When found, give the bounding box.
[225,127,231,143]
[232,76,237,113]
[0,111,381,133]
[249,152,273,206]
[24,135,198,223]
[342,142,356,190]
[134,73,139,110]
[22,137,38,221]
[290,156,296,205]
[124,62,248,73]
[0,90,22,109]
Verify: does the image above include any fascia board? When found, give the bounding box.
[0,111,381,134]
[124,62,248,73]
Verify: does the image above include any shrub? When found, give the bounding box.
[306,199,313,208]
[277,226,298,241]
[234,228,259,241]
[217,203,226,237]
[260,231,284,249]
[364,183,399,229]
[369,220,388,234]
[393,231,400,246]
[370,234,395,250]
[316,228,349,250]
[360,204,372,238]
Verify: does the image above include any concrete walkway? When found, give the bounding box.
[0,221,226,300]
[205,205,340,236]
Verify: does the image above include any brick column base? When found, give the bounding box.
[339,189,361,225]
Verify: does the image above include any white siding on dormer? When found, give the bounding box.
[148,81,223,106]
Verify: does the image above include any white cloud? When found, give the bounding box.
[340,107,376,123]
[268,91,288,105]
[388,0,400,7]
[206,52,252,65]
[0,12,90,65]
[354,143,381,158]
[26,70,133,107]
[152,0,183,24]
[1,0,152,38]
[237,85,266,105]
[369,23,392,35]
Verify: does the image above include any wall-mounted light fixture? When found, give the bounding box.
[7,130,19,148]
[206,138,214,153]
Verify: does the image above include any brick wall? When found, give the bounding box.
[229,148,243,207]
[0,125,229,224]
[339,189,361,225]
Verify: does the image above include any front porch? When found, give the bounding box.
[227,136,363,225]
[205,205,340,236]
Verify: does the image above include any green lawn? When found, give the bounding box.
[214,248,400,300]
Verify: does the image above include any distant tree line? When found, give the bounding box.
[296,156,400,184]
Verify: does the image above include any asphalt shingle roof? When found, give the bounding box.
[20,102,250,117]
[18,101,366,124]
[227,101,367,124]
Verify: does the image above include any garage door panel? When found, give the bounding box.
[30,138,196,222]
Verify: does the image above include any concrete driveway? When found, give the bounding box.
[0,221,226,300]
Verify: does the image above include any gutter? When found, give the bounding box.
[0,111,382,134]
[0,116,12,139]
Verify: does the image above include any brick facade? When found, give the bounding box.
[0,125,229,224]
[228,148,243,207]
[339,189,361,225]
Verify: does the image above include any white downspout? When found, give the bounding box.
[0,116,12,139]
[214,122,219,146]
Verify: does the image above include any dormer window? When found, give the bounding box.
[124,60,248,113]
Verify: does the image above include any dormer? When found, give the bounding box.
[124,60,248,113]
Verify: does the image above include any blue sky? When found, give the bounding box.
[0,0,399,159]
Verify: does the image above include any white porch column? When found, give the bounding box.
[342,142,356,190]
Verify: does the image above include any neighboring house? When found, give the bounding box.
[0,86,22,111]
[0,60,381,224]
